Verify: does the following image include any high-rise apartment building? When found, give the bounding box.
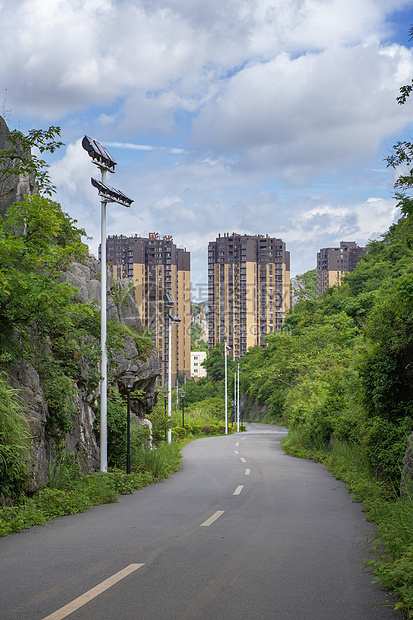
[103,232,191,386]
[317,241,368,299]
[208,233,290,358]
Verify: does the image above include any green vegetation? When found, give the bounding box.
[300,268,317,299]
[292,268,317,303]
[148,384,244,443]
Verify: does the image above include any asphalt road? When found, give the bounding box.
[0,424,401,619]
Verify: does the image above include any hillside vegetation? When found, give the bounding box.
[242,214,413,479]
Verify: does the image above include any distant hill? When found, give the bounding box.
[291,269,317,306]
[191,301,208,351]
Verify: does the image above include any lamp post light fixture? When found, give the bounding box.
[121,370,136,475]
[180,389,186,428]
[82,135,133,473]
[164,293,181,444]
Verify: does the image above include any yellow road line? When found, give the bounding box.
[42,563,144,620]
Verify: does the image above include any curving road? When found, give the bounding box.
[0,424,401,619]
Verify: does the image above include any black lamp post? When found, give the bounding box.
[121,370,135,474]
[180,389,186,428]
[162,386,168,439]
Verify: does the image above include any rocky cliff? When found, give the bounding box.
[7,256,160,488]
[0,116,36,218]
[290,269,317,307]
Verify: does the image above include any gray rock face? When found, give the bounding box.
[291,274,310,307]
[240,395,271,421]
[0,116,36,218]
[7,361,49,487]
[6,255,160,487]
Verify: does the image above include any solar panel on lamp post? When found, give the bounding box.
[82,136,134,472]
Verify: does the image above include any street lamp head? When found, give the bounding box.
[91,177,133,207]
[180,389,186,399]
[163,292,175,308]
[121,370,136,390]
[161,386,168,399]
[169,313,181,324]
[82,135,117,172]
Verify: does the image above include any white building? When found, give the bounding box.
[191,351,207,380]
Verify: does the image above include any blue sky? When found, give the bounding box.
[1,0,413,300]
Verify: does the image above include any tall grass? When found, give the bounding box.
[366,480,413,617]
[131,442,182,481]
[170,398,226,428]
[0,375,31,499]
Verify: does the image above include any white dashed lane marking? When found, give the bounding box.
[200,511,225,527]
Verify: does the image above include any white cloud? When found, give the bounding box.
[192,43,413,175]
[2,0,413,293]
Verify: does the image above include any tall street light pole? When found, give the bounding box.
[164,293,180,444]
[237,360,240,433]
[82,136,133,472]
[224,335,228,434]
[234,369,237,428]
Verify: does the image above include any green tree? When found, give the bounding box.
[202,344,236,382]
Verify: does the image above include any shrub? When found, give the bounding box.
[173,426,187,439]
